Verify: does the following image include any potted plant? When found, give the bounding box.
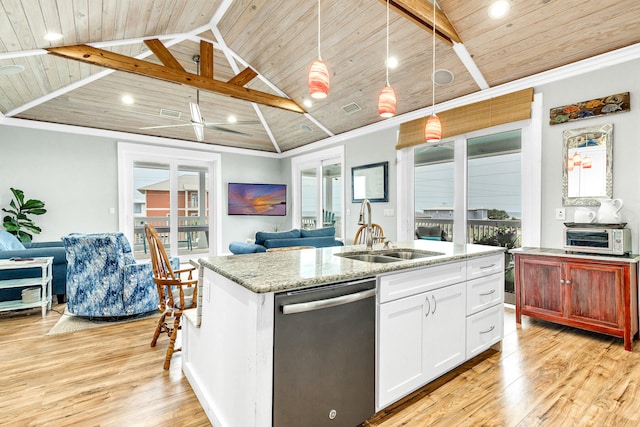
[2,187,47,243]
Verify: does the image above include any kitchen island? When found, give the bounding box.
[183,240,505,427]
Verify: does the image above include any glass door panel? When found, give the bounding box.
[301,167,318,229]
[133,163,170,259]
[467,130,522,303]
[177,166,209,256]
[322,162,342,238]
[414,142,455,241]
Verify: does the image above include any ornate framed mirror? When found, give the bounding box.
[562,123,613,206]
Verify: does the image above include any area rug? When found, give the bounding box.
[47,307,159,335]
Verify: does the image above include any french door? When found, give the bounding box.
[118,143,221,260]
[292,147,344,239]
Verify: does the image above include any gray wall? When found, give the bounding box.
[0,126,119,241]
[539,58,640,250]
[343,126,399,243]
[220,152,290,248]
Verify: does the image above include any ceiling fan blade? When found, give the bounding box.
[202,120,261,126]
[192,123,205,141]
[204,124,253,136]
[189,102,203,124]
[139,123,193,130]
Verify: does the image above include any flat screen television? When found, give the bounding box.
[228,183,287,216]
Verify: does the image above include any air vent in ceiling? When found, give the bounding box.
[341,102,362,114]
[159,108,182,119]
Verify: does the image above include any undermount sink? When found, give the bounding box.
[339,254,402,263]
[336,249,445,264]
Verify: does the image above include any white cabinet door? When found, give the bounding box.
[424,283,466,382]
[377,292,429,410]
[377,283,466,409]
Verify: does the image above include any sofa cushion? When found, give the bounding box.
[229,241,268,254]
[0,230,25,251]
[300,227,335,238]
[264,236,343,249]
[255,229,301,246]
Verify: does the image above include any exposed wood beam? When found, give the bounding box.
[228,67,258,86]
[381,0,462,45]
[200,40,214,79]
[143,39,185,71]
[46,44,305,114]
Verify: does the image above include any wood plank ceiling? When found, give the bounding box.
[1,0,640,153]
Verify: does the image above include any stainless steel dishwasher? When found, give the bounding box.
[273,278,376,427]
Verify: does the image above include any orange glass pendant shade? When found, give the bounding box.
[582,156,592,168]
[425,114,442,142]
[572,152,582,166]
[308,59,330,99]
[378,86,397,118]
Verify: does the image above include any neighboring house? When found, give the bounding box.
[137,175,209,219]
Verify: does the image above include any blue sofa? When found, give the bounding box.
[229,227,344,254]
[0,230,68,303]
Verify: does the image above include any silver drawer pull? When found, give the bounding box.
[480,264,496,269]
[480,325,495,334]
[479,289,496,296]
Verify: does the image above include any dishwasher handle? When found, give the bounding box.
[282,288,376,315]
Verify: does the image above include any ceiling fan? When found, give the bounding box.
[139,55,259,141]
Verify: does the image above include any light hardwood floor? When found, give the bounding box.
[2,304,640,426]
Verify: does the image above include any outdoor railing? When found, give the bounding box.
[414,216,521,246]
[132,216,209,254]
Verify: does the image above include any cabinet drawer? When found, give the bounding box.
[466,272,504,316]
[378,261,466,303]
[467,253,504,281]
[466,304,504,359]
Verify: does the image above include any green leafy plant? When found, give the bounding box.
[2,188,47,243]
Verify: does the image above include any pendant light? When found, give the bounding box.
[308,0,329,99]
[378,0,397,118]
[425,1,442,142]
[572,152,582,166]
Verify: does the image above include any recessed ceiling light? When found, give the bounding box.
[303,99,313,108]
[300,124,313,133]
[0,65,25,75]
[386,57,399,69]
[121,94,134,105]
[227,115,237,123]
[43,32,64,42]
[488,0,510,19]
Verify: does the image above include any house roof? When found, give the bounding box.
[1,1,639,153]
[138,174,208,192]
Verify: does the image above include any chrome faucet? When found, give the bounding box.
[358,199,373,251]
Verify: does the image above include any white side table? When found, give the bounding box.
[0,257,53,318]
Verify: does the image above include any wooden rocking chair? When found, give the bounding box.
[144,224,198,370]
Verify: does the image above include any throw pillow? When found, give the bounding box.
[0,230,26,251]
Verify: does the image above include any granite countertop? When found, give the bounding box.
[198,240,505,293]
[510,247,640,263]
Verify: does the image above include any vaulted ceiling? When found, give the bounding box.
[1,0,639,153]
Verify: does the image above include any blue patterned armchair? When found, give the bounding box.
[62,232,160,317]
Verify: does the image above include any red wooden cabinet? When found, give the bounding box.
[515,251,638,351]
